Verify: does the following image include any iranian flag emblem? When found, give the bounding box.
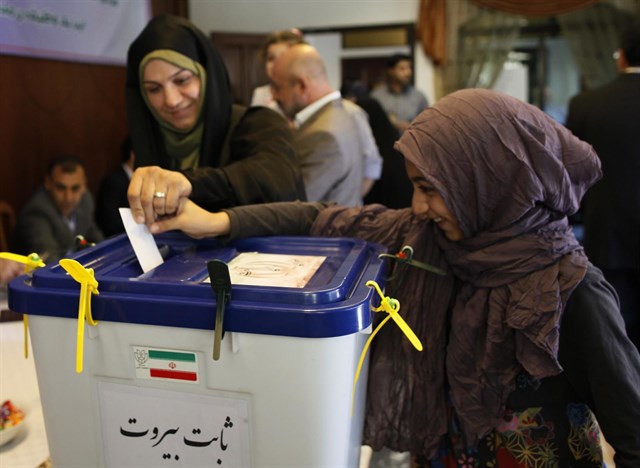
[133,346,199,383]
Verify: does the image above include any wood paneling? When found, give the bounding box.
[0,55,128,222]
[210,32,267,105]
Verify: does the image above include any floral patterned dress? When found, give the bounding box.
[415,373,604,468]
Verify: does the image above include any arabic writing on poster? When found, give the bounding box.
[204,252,326,288]
[98,382,251,467]
[0,0,151,65]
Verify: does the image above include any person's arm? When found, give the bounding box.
[225,201,328,240]
[361,178,375,197]
[351,105,383,197]
[185,107,305,210]
[149,200,328,240]
[149,199,413,257]
[559,266,640,466]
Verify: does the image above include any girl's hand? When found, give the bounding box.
[149,199,230,239]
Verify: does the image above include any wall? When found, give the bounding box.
[0,55,128,218]
[188,0,436,104]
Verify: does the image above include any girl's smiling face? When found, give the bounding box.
[405,159,464,241]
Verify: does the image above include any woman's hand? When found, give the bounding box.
[127,166,192,225]
[149,199,231,239]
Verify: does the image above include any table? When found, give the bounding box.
[0,316,50,468]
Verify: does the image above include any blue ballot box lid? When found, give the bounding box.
[9,233,387,338]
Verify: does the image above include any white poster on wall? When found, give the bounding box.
[0,0,151,65]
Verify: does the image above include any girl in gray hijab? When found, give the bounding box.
[145,89,640,466]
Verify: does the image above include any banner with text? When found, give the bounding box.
[0,0,151,65]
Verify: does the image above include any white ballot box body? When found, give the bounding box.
[9,233,386,468]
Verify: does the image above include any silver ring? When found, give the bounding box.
[153,191,166,199]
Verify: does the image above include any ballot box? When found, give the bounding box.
[8,232,386,468]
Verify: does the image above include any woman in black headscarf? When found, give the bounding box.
[144,89,640,466]
[125,14,305,223]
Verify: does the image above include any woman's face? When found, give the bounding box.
[405,159,464,241]
[142,59,201,130]
[265,42,290,79]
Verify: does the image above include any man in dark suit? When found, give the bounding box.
[11,155,103,264]
[566,20,640,350]
[270,44,382,205]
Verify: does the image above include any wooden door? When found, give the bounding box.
[210,32,266,105]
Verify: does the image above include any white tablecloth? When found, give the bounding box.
[0,317,50,468]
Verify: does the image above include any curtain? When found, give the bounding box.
[417,0,447,65]
[558,3,638,90]
[456,10,525,89]
[420,0,639,99]
[433,0,482,97]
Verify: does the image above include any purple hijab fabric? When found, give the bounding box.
[311,89,602,456]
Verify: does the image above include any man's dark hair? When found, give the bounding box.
[46,154,85,176]
[386,53,411,69]
[620,18,640,66]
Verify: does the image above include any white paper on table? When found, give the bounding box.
[119,208,164,273]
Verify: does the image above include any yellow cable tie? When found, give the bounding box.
[351,280,423,416]
[366,281,422,351]
[0,252,46,358]
[59,259,100,374]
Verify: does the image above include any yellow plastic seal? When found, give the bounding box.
[351,280,423,415]
[59,259,99,374]
[0,252,46,358]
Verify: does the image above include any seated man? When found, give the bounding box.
[270,43,382,205]
[11,155,103,264]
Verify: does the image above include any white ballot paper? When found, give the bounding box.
[119,208,164,273]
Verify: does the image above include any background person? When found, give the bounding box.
[342,79,412,208]
[146,89,640,466]
[565,19,640,351]
[270,43,382,205]
[371,53,428,133]
[250,28,306,113]
[125,14,305,225]
[11,155,103,264]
